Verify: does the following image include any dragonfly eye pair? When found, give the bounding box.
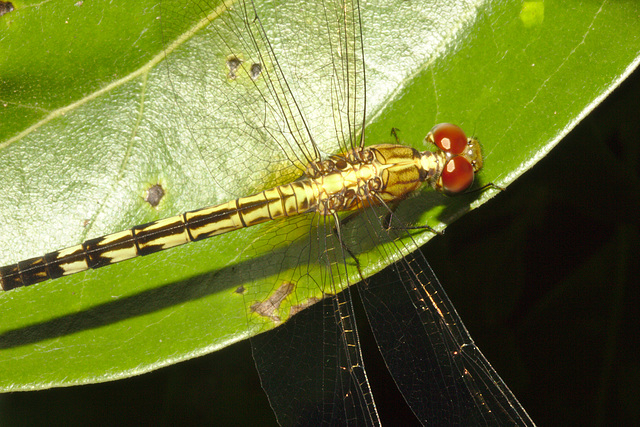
[427,123,481,195]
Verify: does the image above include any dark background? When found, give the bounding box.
[1,67,638,425]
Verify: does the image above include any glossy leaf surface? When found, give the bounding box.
[0,0,638,390]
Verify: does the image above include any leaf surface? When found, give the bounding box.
[0,0,638,390]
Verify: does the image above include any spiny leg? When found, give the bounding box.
[371,194,443,236]
[330,212,365,283]
[469,182,505,194]
[390,127,402,144]
[382,210,443,235]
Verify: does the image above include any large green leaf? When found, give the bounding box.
[0,0,638,393]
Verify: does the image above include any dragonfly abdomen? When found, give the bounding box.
[0,181,318,291]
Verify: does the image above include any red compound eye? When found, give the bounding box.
[429,123,468,155]
[441,156,474,194]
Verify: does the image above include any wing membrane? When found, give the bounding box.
[160,0,532,425]
[350,204,535,424]
[320,0,367,151]
[160,0,366,195]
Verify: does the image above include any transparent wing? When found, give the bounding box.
[161,0,532,425]
[233,211,380,425]
[344,203,535,424]
[318,0,367,151]
[161,0,372,423]
[159,0,366,197]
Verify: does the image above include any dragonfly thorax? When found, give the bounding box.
[309,144,435,215]
[307,123,483,216]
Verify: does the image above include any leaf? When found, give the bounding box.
[0,0,639,392]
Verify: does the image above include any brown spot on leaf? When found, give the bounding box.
[0,1,14,17]
[226,55,242,80]
[250,282,295,323]
[144,184,165,207]
[250,63,262,80]
[289,296,321,317]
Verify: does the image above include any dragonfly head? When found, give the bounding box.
[425,123,484,195]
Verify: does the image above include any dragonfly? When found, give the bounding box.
[0,0,534,424]
[0,121,479,292]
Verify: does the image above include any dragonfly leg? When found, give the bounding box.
[382,210,443,236]
[382,182,502,235]
[469,182,505,194]
[331,213,365,282]
[390,127,402,143]
[368,193,443,236]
